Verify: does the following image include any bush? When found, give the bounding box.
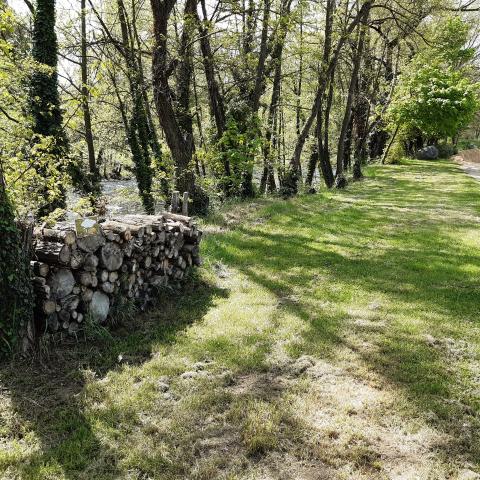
[0,179,34,357]
[384,139,405,164]
[437,142,458,159]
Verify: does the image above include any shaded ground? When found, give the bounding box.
[1,159,479,479]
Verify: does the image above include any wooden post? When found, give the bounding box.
[182,192,189,216]
[171,191,180,213]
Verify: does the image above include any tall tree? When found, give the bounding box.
[80,0,97,180]
[335,2,371,188]
[30,0,67,217]
[150,0,209,214]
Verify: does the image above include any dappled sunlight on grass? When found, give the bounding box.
[0,159,479,479]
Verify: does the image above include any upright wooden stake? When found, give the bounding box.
[171,191,180,213]
[182,192,189,216]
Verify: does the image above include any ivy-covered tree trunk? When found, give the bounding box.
[30,0,68,217]
[0,171,35,358]
[117,0,156,214]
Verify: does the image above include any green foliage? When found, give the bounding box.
[30,0,69,217]
[0,177,34,358]
[0,4,68,219]
[427,16,475,66]
[390,65,479,140]
[388,16,480,142]
[436,142,458,159]
[206,103,262,198]
[384,137,406,165]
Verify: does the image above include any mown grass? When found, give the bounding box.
[0,159,479,479]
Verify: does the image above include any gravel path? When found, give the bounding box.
[460,161,480,181]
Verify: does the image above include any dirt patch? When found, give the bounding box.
[455,150,480,164]
[453,151,480,181]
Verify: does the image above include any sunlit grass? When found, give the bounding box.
[0,159,479,479]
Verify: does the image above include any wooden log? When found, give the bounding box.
[101,282,115,294]
[108,271,119,282]
[162,212,193,225]
[42,300,57,315]
[119,215,154,235]
[31,261,50,277]
[150,275,168,287]
[84,253,99,272]
[34,227,76,246]
[182,192,189,216]
[109,218,146,238]
[35,241,71,265]
[81,288,94,303]
[77,271,94,287]
[122,214,164,231]
[58,309,70,323]
[60,294,80,312]
[68,322,79,335]
[90,291,110,323]
[101,220,133,241]
[70,249,84,269]
[77,233,106,253]
[143,256,152,269]
[100,242,124,271]
[171,191,180,213]
[99,270,109,283]
[48,269,75,299]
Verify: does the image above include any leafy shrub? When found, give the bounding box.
[436,142,458,159]
[384,138,406,164]
[0,181,34,357]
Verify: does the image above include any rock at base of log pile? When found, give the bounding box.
[31,213,202,338]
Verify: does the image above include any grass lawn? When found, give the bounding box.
[1,159,479,479]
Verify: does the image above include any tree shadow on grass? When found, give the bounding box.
[206,162,480,466]
[0,276,229,479]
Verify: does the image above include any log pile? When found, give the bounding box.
[30,213,202,336]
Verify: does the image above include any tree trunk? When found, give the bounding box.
[151,0,209,215]
[80,0,96,178]
[285,0,368,193]
[335,2,371,188]
[30,0,67,217]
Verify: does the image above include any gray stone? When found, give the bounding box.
[290,355,316,376]
[157,382,170,393]
[458,469,480,480]
[417,146,439,160]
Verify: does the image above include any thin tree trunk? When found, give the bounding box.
[80,0,96,177]
[286,0,368,191]
[335,2,371,188]
[318,69,335,188]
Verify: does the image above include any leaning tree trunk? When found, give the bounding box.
[335,2,371,188]
[283,0,368,196]
[151,0,209,215]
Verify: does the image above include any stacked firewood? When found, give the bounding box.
[31,213,202,335]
